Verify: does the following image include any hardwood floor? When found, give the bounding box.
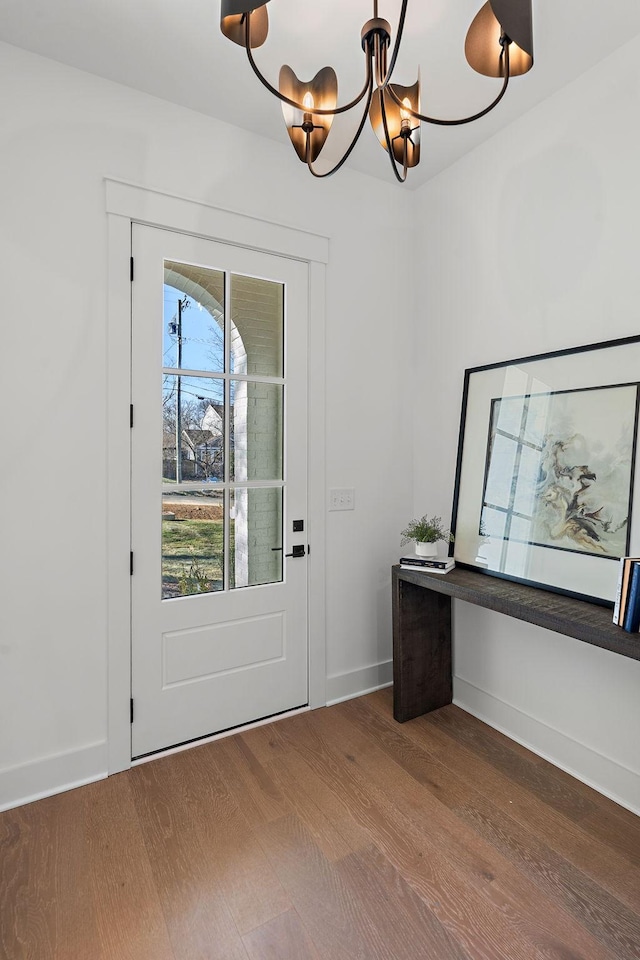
[2,690,639,959]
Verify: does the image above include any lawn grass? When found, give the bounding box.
[162,518,234,598]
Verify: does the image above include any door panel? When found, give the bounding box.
[162,613,285,686]
[131,224,308,757]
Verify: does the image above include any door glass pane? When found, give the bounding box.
[163,376,224,482]
[230,275,283,376]
[162,489,224,599]
[230,488,283,589]
[160,261,287,600]
[164,262,225,373]
[231,381,283,482]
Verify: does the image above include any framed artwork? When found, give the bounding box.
[450,336,640,605]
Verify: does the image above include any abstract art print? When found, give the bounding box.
[451,336,640,605]
[481,385,637,561]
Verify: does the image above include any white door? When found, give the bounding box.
[131,224,309,758]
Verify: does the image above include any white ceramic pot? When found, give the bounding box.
[415,541,438,557]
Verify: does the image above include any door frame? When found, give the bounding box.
[105,178,328,774]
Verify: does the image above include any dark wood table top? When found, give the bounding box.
[393,565,640,662]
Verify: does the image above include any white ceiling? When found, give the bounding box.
[2,0,640,187]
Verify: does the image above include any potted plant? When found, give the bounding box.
[401,514,453,557]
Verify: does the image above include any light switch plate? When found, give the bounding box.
[329,488,355,511]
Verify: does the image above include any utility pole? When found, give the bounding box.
[175,297,183,483]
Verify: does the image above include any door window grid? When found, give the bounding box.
[162,265,285,599]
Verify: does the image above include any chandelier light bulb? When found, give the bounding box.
[302,91,315,130]
[400,96,412,133]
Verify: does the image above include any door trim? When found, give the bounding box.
[105,178,327,774]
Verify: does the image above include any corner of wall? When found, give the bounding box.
[326,661,393,707]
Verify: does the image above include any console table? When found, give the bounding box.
[392,564,640,723]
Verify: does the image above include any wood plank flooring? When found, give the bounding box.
[1,690,639,960]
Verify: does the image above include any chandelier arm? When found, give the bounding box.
[381,0,409,87]
[386,43,511,125]
[245,12,372,117]
[306,73,375,179]
[378,88,408,184]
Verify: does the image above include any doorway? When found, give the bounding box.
[130,224,310,757]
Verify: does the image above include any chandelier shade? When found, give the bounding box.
[369,79,421,169]
[279,66,339,163]
[219,0,535,182]
[220,0,270,48]
[465,0,533,77]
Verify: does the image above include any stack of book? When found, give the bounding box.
[399,554,455,575]
[613,556,640,632]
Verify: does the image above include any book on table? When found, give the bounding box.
[399,554,454,568]
[622,561,640,633]
[613,556,640,626]
[400,555,455,574]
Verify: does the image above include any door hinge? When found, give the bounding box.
[130,551,134,575]
[130,698,134,723]
[130,404,134,428]
[130,256,134,281]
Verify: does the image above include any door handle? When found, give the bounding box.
[271,545,306,558]
[286,545,306,558]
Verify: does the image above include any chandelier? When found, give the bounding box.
[219,1,534,182]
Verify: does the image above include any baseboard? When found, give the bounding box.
[0,740,108,812]
[326,660,393,707]
[454,676,640,816]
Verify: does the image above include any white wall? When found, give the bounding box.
[414,35,640,813]
[0,42,414,809]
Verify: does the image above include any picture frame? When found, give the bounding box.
[450,335,640,606]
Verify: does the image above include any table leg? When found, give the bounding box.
[393,576,453,722]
